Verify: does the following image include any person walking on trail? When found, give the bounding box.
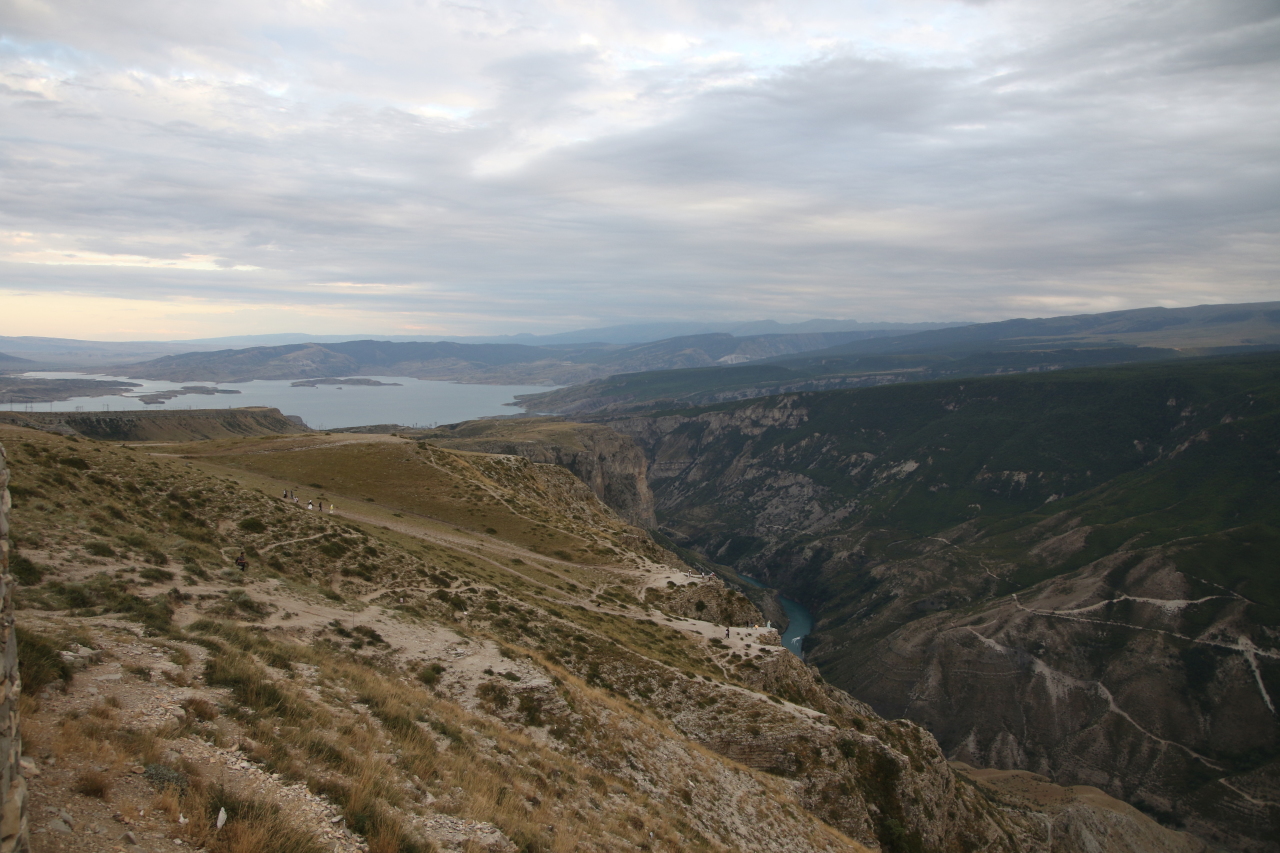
[307,500,314,510]
[235,552,248,571]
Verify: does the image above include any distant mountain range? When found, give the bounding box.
[0,318,959,368]
[166,318,965,348]
[112,331,901,385]
[6,303,1278,399]
[517,301,1280,414]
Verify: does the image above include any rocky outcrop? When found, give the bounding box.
[844,551,1280,852]
[0,443,29,853]
[644,575,762,626]
[420,418,657,527]
[952,764,1209,853]
[0,407,309,441]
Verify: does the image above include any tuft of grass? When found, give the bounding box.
[180,782,329,853]
[16,627,72,695]
[74,769,111,799]
[182,696,220,721]
[126,664,153,681]
[203,650,303,718]
[212,590,274,621]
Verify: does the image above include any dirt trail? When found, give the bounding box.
[19,615,367,853]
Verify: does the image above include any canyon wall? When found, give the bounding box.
[606,355,1280,851]
[421,418,657,527]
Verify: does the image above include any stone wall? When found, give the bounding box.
[0,442,27,852]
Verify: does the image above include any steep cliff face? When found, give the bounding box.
[605,354,1280,851]
[419,418,657,527]
[841,548,1280,851]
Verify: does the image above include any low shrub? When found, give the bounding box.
[84,541,116,558]
[16,627,72,694]
[74,769,110,798]
[418,662,445,686]
[9,552,45,585]
[238,517,267,534]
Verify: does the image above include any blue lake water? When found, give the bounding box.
[737,573,814,659]
[12,372,553,431]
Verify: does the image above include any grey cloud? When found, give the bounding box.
[0,0,1276,332]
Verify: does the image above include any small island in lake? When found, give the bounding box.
[137,385,243,404]
[290,377,403,387]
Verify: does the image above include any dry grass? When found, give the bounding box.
[15,626,73,695]
[73,768,111,798]
[182,617,667,852]
[173,436,645,566]
[177,781,329,853]
[183,696,220,721]
[4,428,880,853]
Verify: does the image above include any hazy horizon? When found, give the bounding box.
[0,316,967,346]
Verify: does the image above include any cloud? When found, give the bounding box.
[0,0,1276,337]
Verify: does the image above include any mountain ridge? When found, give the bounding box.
[515,301,1280,416]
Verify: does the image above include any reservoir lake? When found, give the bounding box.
[15,372,553,430]
[17,372,818,652]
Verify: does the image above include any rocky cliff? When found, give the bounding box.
[604,353,1280,851]
[643,575,762,626]
[417,418,657,528]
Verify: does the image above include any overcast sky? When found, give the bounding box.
[1,0,1277,340]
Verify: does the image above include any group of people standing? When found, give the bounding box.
[233,488,337,575]
[282,488,334,514]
